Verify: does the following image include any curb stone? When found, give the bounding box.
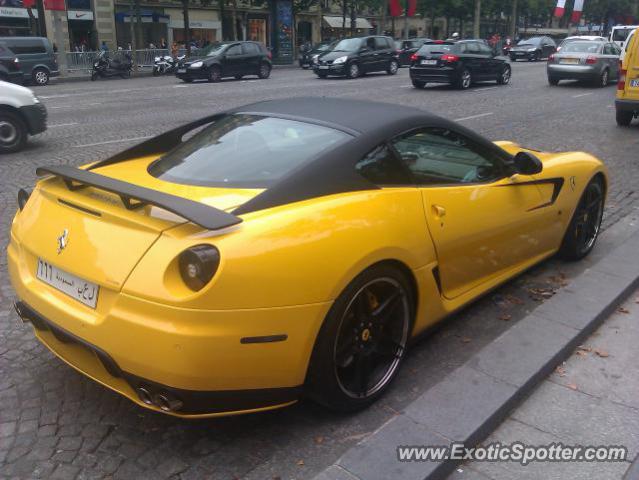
[313,227,639,480]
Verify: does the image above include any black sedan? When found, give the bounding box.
[299,41,335,69]
[509,36,557,62]
[176,41,272,83]
[410,40,511,89]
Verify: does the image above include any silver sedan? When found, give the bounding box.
[547,41,621,87]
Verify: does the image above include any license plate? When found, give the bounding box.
[177,68,186,73]
[421,59,437,65]
[631,79,639,87]
[36,259,99,309]
[319,65,329,69]
[560,58,579,64]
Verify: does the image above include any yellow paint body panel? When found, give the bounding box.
[618,27,639,102]
[7,142,606,417]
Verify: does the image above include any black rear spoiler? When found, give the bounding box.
[35,165,242,231]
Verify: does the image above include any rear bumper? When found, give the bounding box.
[19,103,47,135]
[615,99,639,113]
[410,66,456,84]
[7,237,330,418]
[547,64,599,80]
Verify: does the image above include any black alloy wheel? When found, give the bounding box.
[457,68,472,89]
[497,65,511,85]
[208,65,222,82]
[559,177,604,260]
[258,62,271,79]
[32,68,49,86]
[0,111,27,154]
[387,59,399,75]
[306,264,414,411]
[347,62,360,79]
[598,69,609,88]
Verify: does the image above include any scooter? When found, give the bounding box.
[91,51,132,81]
[153,54,185,76]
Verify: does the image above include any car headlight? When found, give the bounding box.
[333,56,348,64]
[312,54,319,63]
[527,48,536,52]
[189,61,203,69]
[31,94,40,104]
[178,245,220,291]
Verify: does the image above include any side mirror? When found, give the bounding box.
[512,151,543,175]
[360,46,370,53]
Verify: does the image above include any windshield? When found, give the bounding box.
[561,42,601,53]
[315,42,334,51]
[149,114,351,188]
[518,37,542,46]
[331,38,363,52]
[201,43,228,56]
[613,28,634,42]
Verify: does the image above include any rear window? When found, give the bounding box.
[149,114,351,188]
[418,44,457,54]
[613,28,634,42]
[561,42,601,53]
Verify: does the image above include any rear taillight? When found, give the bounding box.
[585,55,597,65]
[410,53,418,62]
[618,68,627,90]
[434,40,444,44]
[179,245,220,291]
[441,54,459,62]
[267,50,272,59]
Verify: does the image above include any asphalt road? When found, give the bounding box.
[0,62,638,480]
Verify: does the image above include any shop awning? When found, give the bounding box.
[323,15,373,29]
[115,11,169,24]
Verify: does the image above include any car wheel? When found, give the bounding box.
[598,69,609,88]
[411,79,426,88]
[616,109,633,126]
[32,68,49,86]
[306,264,414,411]
[258,63,271,79]
[497,64,511,85]
[90,72,98,81]
[558,177,605,261]
[316,71,328,79]
[234,74,243,80]
[208,66,222,82]
[387,59,399,75]
[0,110,28,154]
[456,68,472,89]
[548,76,559,86]
[347,62,360,79]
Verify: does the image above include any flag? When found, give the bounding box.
[554,0,566,17]
[389,0,402,17]
[44,0,66,10]
[407,0,417,17]
[571,0,584,23]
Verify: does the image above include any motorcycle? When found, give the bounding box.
[153,54,185,76]
[91,50,132,81]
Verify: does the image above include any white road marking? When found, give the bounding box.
[472,86,499,92]
[48,122,79,128]
[572,92,593,98]
[73,136,152,148]
[173,84,190,88]
[454,112,494,122]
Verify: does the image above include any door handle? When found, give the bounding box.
[431,204,446,225]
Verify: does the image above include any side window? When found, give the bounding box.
[226,44,242,55]
[242,43,259,54]
[10,41,46,54]
[465,42,480,54]
[391,128,503,185]
[366,37,376,50]
[478,43,493,56]
[355,144,410,185]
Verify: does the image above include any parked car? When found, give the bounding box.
[176,41,272,83]
[547,41,621,87]
[0,41,22,84]
[410,40,511,89]
[9,97,607,416]
[0,80,47,153]
[299,41,334,69]
[0,37,59,86]
[610,25,639,48]
[313,36,399,78]
[395,38,431,66]
[557,35,606,52]
[616,27,639,126]
[509,36,556,61]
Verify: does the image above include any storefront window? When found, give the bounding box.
[248,18,266,44]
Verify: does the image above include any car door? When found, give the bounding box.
[221,43,245,76]
[390,128,554,300]
[477,42,498,78]
[242,42,261,74]
[542,37,556,58]
[359,37,377,72]
[463,42,485,79]
[374,37,391,70]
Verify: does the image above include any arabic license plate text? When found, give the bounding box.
[36,259,99,308]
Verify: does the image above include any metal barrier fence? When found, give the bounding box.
[61,48,200,74]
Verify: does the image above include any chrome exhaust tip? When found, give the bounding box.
[136,387,153,405]
[155,393,183,412]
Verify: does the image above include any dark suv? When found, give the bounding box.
[0,42,22,84]
[410,40,511,89]
[176,41,272,83]
[0,37,59,86]
[313,36,399,79]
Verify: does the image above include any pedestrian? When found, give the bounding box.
[100,41,108,52]
[171,41,179,59]
[160,38,167,49]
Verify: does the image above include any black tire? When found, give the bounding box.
[258,62,271,79]
[558,177,604,261]
[90,72,98,81]
[0,110,28,154]
[616,109,633,126]
[234,74,243,80]
[411,78,426,89]
[32,68,49,86]
[387,59,399,75]
[455,68,472,89]
[346,62,360,79]
[182,78,193,83]
[497,64,511,85]
[207,65,222,82]
[306,263,415,412]
[597,69,609,88]
[548,76,560,86]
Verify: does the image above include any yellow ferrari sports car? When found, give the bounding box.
[8,98,607,417]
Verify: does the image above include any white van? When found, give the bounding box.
[610,25,639,47]
[0,80,47,153]
[620,28,637,63]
